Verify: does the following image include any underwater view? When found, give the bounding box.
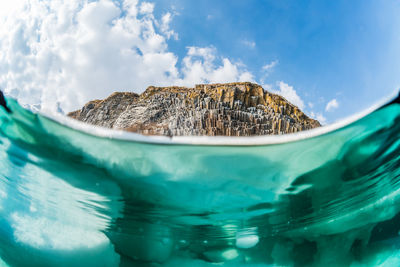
[1,93,400,267]
[1,0,400,266]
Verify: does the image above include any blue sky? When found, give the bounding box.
[155,0,400,122]
[0,0,399,124]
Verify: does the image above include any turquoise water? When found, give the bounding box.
[1,96,400,266]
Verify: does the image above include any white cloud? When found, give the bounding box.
[325,98,339,112]
[260,60,278,84]
[238,72,254,82]
[0,0,25,19]
[176,46,254,86]
[139,2,154,14]
[159,12,178,40]
[262,83,273,92]
[271,81,305,110]
[0,0,253,113]
[262,60,278,72]
[310,111,327,125]
[242,40,256,49]
[308,102,314,108]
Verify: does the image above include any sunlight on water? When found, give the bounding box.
[1,96,400,266]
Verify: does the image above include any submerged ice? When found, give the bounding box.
[1,95,400,266]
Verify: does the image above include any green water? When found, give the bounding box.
[1,96,400,266]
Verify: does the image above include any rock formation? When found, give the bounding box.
[68,82,320,136]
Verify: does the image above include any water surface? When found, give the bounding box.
[1,95,400,266]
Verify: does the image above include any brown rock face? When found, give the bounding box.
[68,82,320,136]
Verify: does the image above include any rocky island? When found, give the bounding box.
[68,82,320,136]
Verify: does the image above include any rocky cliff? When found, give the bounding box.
[68,82,320,136]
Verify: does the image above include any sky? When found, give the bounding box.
[0,0,400,124]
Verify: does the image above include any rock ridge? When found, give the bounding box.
[68,82,320,136]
